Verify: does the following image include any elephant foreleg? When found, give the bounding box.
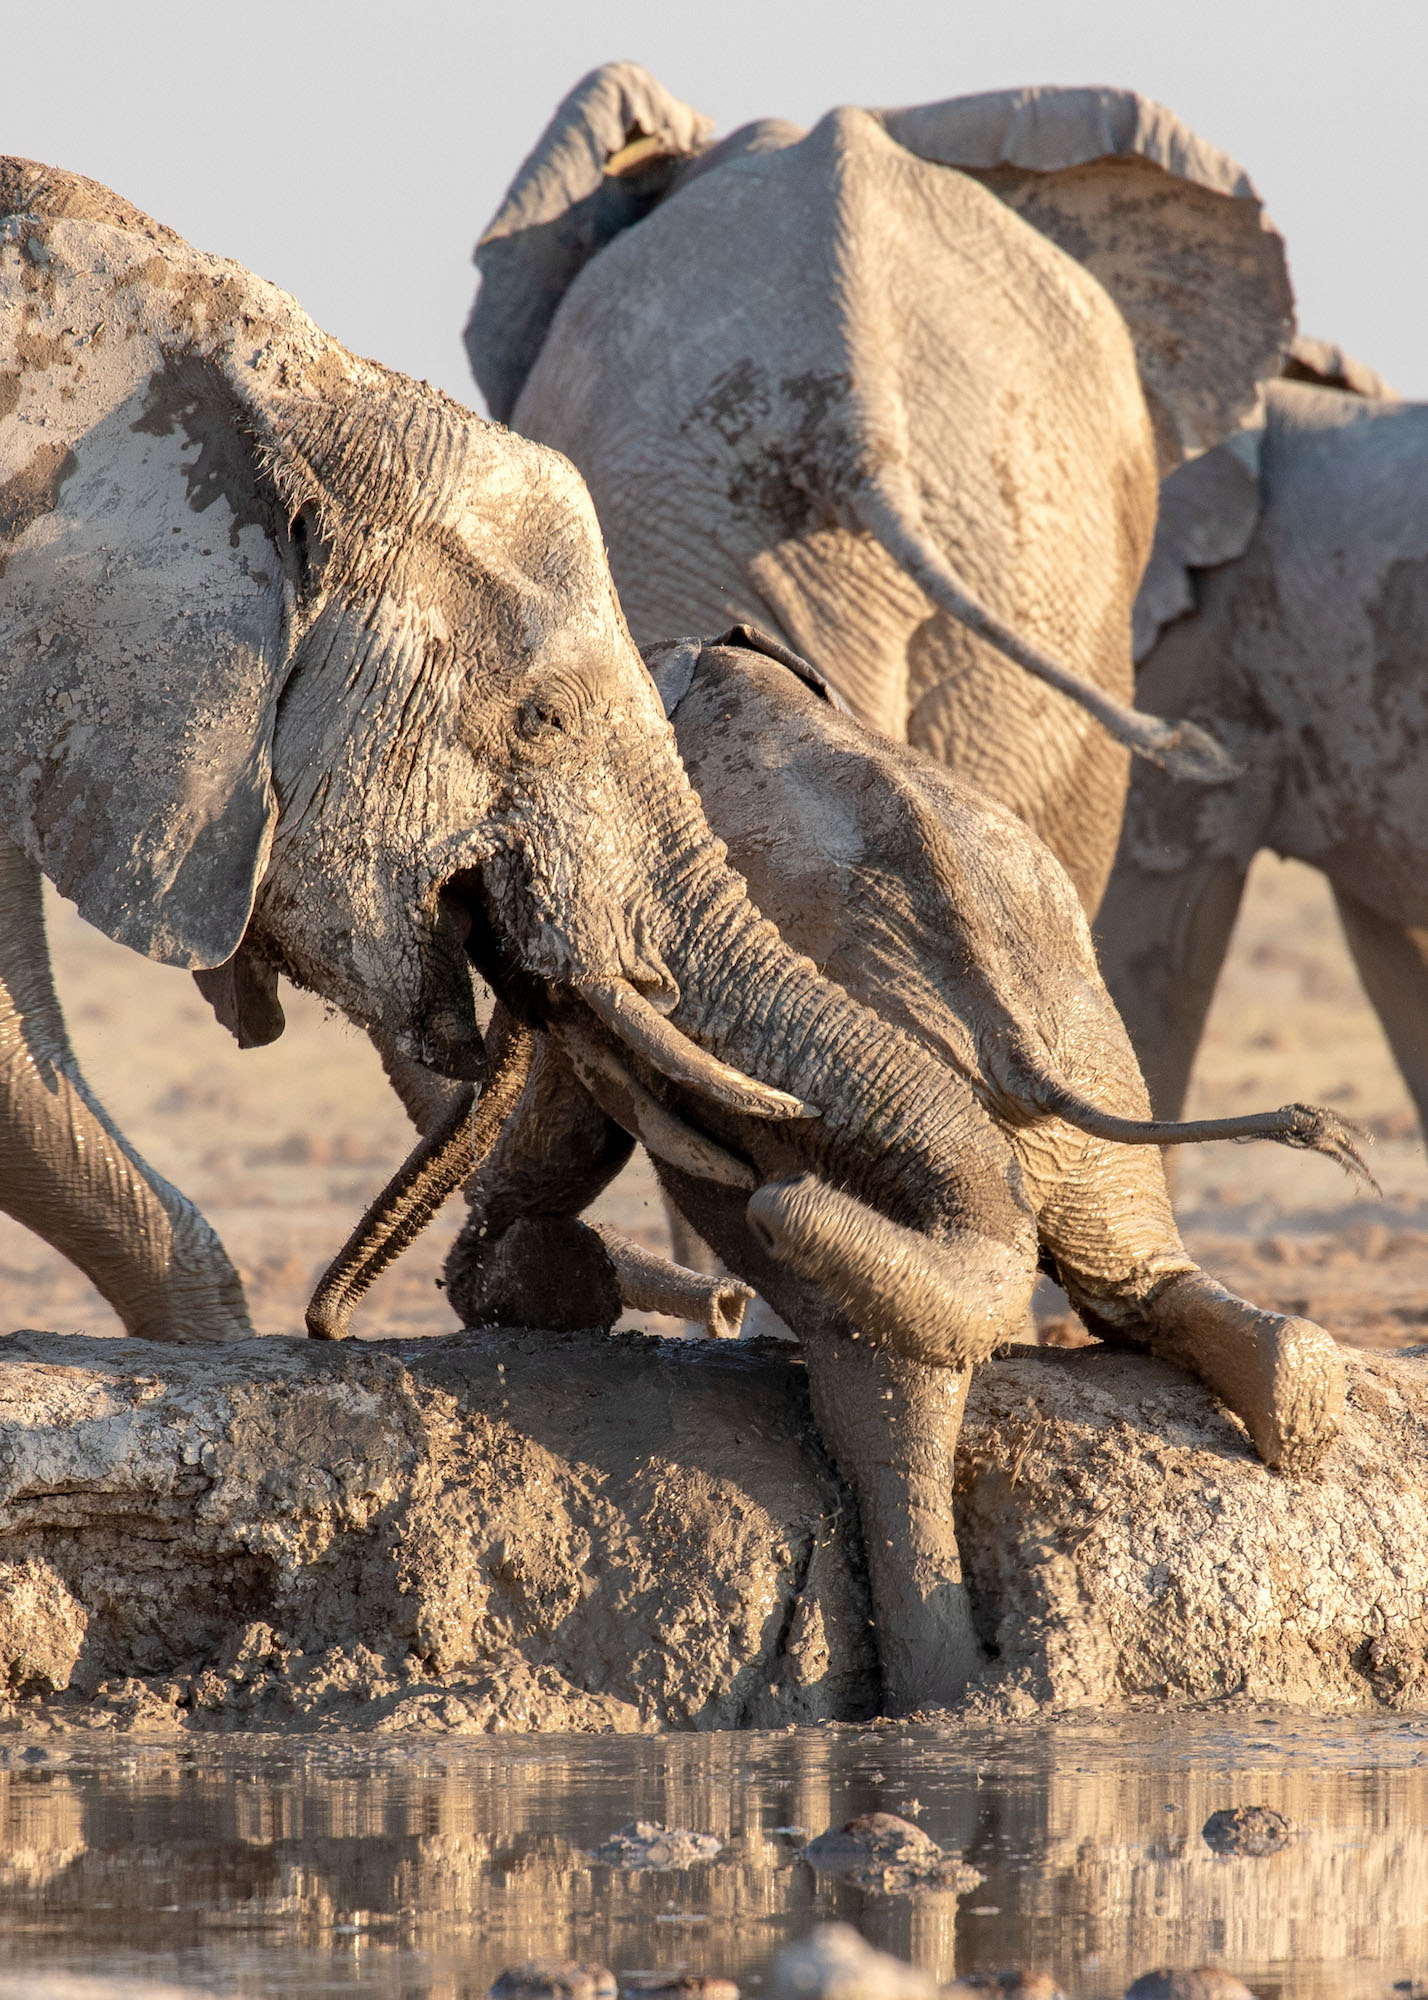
[800,1336,982,1716]
[1331,883,1428,1139]
[0,842,249,1341]
[443,1030,636,1332]
[1094,851,1249,1121]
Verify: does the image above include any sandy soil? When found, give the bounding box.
[6,852,1425,1352]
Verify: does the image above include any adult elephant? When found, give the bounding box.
[1095,340,1428,1130]
[466,64,1295,910]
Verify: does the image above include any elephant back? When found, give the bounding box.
[876,85,1292,475]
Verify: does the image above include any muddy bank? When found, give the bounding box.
[0,1328,1423,1733]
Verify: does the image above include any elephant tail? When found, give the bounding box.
[849,473,1241,784]
[1011,1065,1377,1190]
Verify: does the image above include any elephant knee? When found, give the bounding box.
[445,1215,622,1333]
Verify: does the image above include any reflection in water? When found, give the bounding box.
[0,1712,1425,1999]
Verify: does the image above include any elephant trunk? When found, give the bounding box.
[643,828,1031,1253]
[748,1174,1033,1369]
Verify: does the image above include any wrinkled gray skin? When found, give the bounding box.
[1,163,1002,1368]
[443,639,1350,1715]
[1098,339,1428,1129]
[467,64,1295,910]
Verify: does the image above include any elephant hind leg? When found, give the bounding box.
[1084,1271,1346,1473]
[1331,883,1428,1139]
[1031,1122,1344,1473]
[0,843,249,1341]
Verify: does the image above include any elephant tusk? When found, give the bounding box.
[747,1173,1033,1370]
[575,978,812,1121]
[305,1012,536,1341]
[560,1025,758,1188]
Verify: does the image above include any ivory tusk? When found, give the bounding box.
[560,1025,758,1189]
[576,977,812,1122]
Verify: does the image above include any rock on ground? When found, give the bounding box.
[0,1329,1424,1732]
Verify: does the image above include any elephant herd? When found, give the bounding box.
[0,65,1420,1713]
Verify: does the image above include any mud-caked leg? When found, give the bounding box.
[0,842,249,1341]
[800,1335,982,1714]
[1023,1110,1345,1471]
[443,1030,635,1331]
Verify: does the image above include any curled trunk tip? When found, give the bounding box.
[748,1173,1033,1370]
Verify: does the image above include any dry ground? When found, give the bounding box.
[6,853,1425,1352]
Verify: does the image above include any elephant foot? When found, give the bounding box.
[1141,1270,1346,1472]
[799,1332,983,1715]
[445,1215,622,1333]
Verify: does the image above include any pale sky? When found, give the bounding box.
[10,0,1426,402]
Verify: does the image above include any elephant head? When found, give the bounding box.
[0,160,771,1101]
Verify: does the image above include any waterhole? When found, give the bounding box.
[1,1708,1425,1997]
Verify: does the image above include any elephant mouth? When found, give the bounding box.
[433,864,809,1125]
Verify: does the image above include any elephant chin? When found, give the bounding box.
[747,1174,1034,1368]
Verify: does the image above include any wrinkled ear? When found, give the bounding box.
[467,62,714,421]
[1133,430,1263,660]
[0,160,308,968]
[192,947,287,1048]
[878,87,1294,473]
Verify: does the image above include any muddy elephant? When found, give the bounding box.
[1096,339,1428,1129]
[2,160,990,1362]
[466,64,1295,909]
[338,631,1357,1714]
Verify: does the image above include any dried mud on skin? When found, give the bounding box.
[0,1329,1423,1735]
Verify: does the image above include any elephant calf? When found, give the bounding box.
[405,632,1355,1714]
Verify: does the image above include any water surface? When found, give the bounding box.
[2,1709,1425,1998]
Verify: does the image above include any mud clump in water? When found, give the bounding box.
[593,1820,723,1869]
[800,1812,982,1895]
[491,1965,617,2000]
[1201,1805,1295,1855]
[768,1923,938,2000]
[621,1979,740,2000]
[1124,1974,1256,2000]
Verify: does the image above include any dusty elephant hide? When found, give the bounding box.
[0,1330,1424,1733]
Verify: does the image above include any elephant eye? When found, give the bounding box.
[516,694,567,741]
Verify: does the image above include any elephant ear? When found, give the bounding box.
[877,87,1294,474]
[1132,428,1263,660]
[0,158,332,968]
[1132,334,1400,660]
[1283,333,1400,401]
[467,62,715,421]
